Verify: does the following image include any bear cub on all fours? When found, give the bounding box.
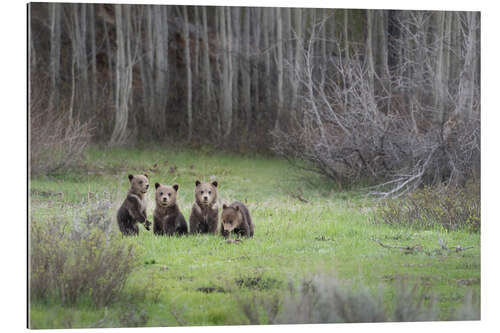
[221,201,254,238]
[189,180,219,234]
[117,174,152,236]
[153,183,188,236]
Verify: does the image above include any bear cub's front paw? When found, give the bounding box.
[144,220,152,231]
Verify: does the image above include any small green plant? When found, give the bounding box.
[374,181,480,232]
[29,196,138,307]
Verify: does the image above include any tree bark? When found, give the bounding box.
[109,4,133,146]
[275,7,284,130]
[48,3,61,112]
[183,6,193,142]
[242,7,251,134]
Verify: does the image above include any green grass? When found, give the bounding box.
[29,146,480,328]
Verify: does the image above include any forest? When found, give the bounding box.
[29,4,480,192]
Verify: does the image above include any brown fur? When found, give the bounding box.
[153,183,188,236]
[189,180,219,234]
[116,174,152,236]
[221,201,254,238]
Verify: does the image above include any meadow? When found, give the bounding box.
[29,146,480,328]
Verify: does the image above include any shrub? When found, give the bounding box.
[30,108,92,176]
[373,181,480,232]
[29,196,138,307]
[237,275,478,324]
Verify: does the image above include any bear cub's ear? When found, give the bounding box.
[173,184,179,192]
[155,182,160,189]
[195,180,201,186]
[222,203,228,209]
[235,206,239,211]
[128,174,134,181]
[211,181,218,188]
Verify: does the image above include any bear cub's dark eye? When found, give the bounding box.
[139,181,143,184]
[208,191,211,194]
[201,190,204,194]
[168,193,171,197]
[160,192,163,195]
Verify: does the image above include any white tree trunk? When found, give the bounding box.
[292,8,302,111]
[201,6,214,130]
[183,6,193,141]
[109,5,133,146]
[275,7,284,129]
[48,3,61,112]
[457,12,478,120]
[242,7,251,134]
[88,4,97,111]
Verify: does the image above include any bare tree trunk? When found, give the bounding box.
[183,6,193,142]
[344,9,350,61]
[457,11,478,120]
[232,7,240,127]
[263,8,271,112]
[218,7,233,139]
[194,6,200,120]
[242,7,251,135]
[366,10,375,93]
[250,7,261,134]
[285,7,293,106]
[321,9,327,62]
[292,8,302,113]
[102,8,114,110]
[89,4,97,112]
[48,3,61,112]
[201,6,214,135]
[377,10,391,113]
[155,6,168,135]
[109,4,133,146]
[141,6,155,135]
[275,7,284,130]
[434,11,446,124]
[73,4,90,119]
[215,7,223,141]
[343,9,350,108]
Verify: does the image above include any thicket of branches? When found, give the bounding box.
[272,11,480,194]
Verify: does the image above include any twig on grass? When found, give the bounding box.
[290,193,310,203]
[169,307,187,326]
[372,236,474,255]
[437,232,474,252]
[371,237,423,254]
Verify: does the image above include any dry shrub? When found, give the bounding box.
[374,181,480,232]
[272,15,480,195]
[29,196,138,307]
[237,275,478,324]
[30,110,92,176]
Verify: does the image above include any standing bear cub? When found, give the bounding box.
[189,180,219,234]
[117,174,152,236]
[153,183,188,236]
[220,201,254,238]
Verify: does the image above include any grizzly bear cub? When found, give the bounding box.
[189,180,219,234]
[153,183,188,236]
[117,174,152,236]
[220,201,254,238]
